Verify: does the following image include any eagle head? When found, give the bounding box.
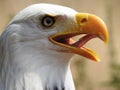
[0,3,108,90]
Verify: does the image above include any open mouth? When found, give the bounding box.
[49,33,100,61]
[53,34,97,48]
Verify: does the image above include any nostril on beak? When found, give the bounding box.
[81,18,87,23]
[79,18,88,26]
[76,13,89,27]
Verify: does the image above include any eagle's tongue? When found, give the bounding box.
[71,34,97,48]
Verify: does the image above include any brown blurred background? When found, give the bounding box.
[0,0,120,90]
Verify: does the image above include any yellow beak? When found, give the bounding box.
[76,13,108,43]
[49,13,108,62]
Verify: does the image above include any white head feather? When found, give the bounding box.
[0,3,78,90]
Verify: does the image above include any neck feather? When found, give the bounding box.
[0,45,75,90]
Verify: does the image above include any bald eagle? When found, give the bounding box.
[0,3,108,90]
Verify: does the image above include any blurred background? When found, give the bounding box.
[0,0,120,90]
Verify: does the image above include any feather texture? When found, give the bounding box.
[0,3,77,90]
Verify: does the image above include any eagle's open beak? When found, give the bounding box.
[49,13,108,62]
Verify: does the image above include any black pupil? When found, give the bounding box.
[46,18,52,24]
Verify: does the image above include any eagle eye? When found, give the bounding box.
[41,15,55,27]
